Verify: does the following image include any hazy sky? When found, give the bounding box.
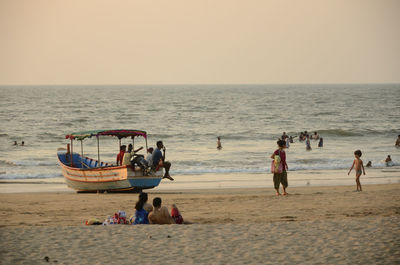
[1,0,399,85]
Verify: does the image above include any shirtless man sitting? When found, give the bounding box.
[148,197,175,224]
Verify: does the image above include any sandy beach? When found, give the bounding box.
[1,184,399,264]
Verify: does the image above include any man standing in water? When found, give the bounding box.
[152,141,174,181]
[217,137,222,149]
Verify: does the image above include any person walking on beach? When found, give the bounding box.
[348,150,365,192]
[395,135,400,147]
[270,139,289,196]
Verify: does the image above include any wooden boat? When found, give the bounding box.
[57,129,163,193]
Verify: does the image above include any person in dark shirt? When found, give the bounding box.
[152,141,173,181]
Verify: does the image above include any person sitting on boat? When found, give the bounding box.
[146,147,154,166]
[116,145,126,166]
[122,144,144,166]
[152,141,174,181]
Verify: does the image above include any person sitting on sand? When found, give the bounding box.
[348,150,365,192]
[148,197,175,224]
[396,135,400,147]
[132,192,153,224]
[271,139,289,196]
[116,145,126,166]
[152,141,174,181]
[366,161,372,167]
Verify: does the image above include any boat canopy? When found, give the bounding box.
[65,129,147,141]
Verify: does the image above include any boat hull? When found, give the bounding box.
[58,151,163,192]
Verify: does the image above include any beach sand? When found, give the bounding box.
[1,184,399,264]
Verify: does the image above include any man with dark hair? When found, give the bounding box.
[116,145,126,166]
[148,197,175,224]
[152,141,174,181]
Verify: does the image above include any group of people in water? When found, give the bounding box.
[116,140,174,181]
[132,192,188,225]
[13,141,24,146]
[280,131,323,150]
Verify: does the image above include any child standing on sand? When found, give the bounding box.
[271,139,289,196]
[348,150,365,191]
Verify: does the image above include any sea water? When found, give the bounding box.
[0,84,399,189]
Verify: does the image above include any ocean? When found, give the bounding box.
[0,84,399,189]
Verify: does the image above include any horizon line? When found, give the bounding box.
[1,82,400,87]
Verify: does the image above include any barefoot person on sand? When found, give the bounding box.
[270,139,289,196]
[152,141,174,181]
[348,150,365,192]
[148,197,175,224]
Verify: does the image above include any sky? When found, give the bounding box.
[0,0,399,85]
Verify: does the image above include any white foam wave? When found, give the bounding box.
[12,160,55,167]
[0,172,62,180]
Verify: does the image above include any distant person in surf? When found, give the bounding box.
[306,135,312,150]
[281,132,288,141]
[395,135,400,147]
[348,150,365,192]
[366,161,372,167]
[21,141,24,146]
[385,155,393,167]
[217,137,222,150]
[13,141,17,146]
[270,139,289,196]
[299,132,304,141]
[318,138,323,147]
[311,131,319,140]
[152,141,174,181]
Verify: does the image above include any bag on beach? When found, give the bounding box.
[270,151,283,174]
